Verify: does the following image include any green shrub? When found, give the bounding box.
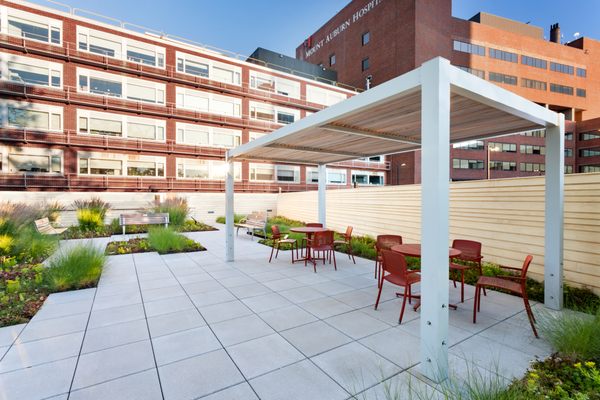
[0,234,13,256]
[72,197,111,219]
[42,201,65,223]
[215,214,245,224]
[539,307,600,361]
[77,209,104,232]
[11,228,58,263]
[0,202,44,232]
[147,227,189,254]
[153,197,189,227]
[44,245,106,292]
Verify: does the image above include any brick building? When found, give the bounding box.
[0,0,392,192]
[296,0,600,183]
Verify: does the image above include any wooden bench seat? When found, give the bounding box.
[234,211,267,240]
[34,218,67,235]
[119,213,169,234]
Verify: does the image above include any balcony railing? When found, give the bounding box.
[0,173,352,193]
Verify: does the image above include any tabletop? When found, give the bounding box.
[391,244,462,258]
[289,227,329,234]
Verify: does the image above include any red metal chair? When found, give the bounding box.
[306,230,336,273]
[450,239,485,303]
[268,225,298,263]
[375,250,420,324]
[301,223,324,256]
[334,226,356,264]
[473,255,538,337]
[375,235,403,287]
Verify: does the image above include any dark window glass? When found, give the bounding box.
[127,50,156,66]
[90,44,115,57]
[361,57,370,71]
[489,72,517,85]
[550,83,573,95]
[577,68,587,77]
[362,31,370,46]
[8,19,49,42]
[489,48,518,63]
[329,54,336,66]
[550,62,574,75]
[277,112,295,125]
[577,88,586,97]
[89,77,122,97]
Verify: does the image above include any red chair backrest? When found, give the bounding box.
[271,225,282,240]
[306,223,323,228]
[312,230,334,248]
[381,250,410,278]
[376,235,403,251]
[521,255,533,279]
[344,226,353,240]
[452,239,482,262]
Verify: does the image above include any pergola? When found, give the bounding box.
[225,57,564,382]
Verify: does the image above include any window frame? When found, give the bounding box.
[1,53,63,89]
[5,7,62,45]
[2,101,63,132]
[1,145,63,175]
[77,151,166,178]
[175,122,241,149]
[77,68,165,104]
[77,109,166,142]
[175,51,241,86]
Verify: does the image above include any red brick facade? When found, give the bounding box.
[0,1,389,192]
[297,0,600,182]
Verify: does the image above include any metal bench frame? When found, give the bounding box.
[119,213,169,234]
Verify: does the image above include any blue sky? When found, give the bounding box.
[30,0,600,57]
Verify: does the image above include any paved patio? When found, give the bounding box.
[0,228,552,400]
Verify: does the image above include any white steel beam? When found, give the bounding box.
[320,124,421,145]
[225,159,235,262]
[544,113,565,310]
[419,57,451,382]
[318,164,327,227]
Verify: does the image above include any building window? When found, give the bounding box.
[176,123,241,148]
[457,66,485,79]
[565,148,573,157]
[580,149,600,157]
[249,102,299,125]
[175,52,241,85]
[362,31,370,46]
[249,164,299,183]
[453,40,485,56]
[249,71,300,99]
[521,78,547,91]
[565,132,573,140]
[453,140,484,150]
[276,165,300,183]
[361,58,370,71]
[520,144,545,155]
[177,159,241,180]
[521,55,547,69]
[351,170,384,185]
[78,152,165,177]
[306,85,347,106]
[329,54,336,66]
[489,72,517,85]
[580,132,600,141]
[580,165,600,173]
[550,62,574,75]
[489,48,518,63]
[489,161,517,171]
[7,8,62,45]
[520,163,545,173]
[77,110,165,141]
[550,83,573,95]
[2,54,62,88]
[306,167,347,185]
[489,142,517,153]
[177,88,241,117]
[576,67,586,78]
[4,148,62,174]
[577,88,586,97]
[77,68,165,104]
[4,102,62,132]
[522,129,546,138]
[565,165,573,174]
[452,159,484,169]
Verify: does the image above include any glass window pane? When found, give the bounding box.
[8,107,49,130]
[8,62,49,86]
[8,17,49,42]
[90,118,122,136]
[50,113,61,130]
[212,66,235,83]
[127,161,156,176]
[89,77,122,97]
[128,122,156,140]
[127,83,155,103]
[9,154,50,172]
[127,46,156,66]
[89,35,120,57]
[184,59,209,77]
[89,159,122,175]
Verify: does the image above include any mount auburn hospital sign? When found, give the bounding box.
[302,0,383,58]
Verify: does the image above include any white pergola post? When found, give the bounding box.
[419,58,451,382]
[225,159,235,262]
[318,163,327,227]
[544,114,565,310]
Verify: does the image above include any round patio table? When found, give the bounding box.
[290,227,328,265]
[390,244,462,310]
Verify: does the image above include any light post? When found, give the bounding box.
[487,143,500,180]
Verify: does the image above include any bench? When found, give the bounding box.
[119,213,169,235]
[34,218,67,235]
[234,211,267,240]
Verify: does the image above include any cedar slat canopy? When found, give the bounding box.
[224,57,564,382]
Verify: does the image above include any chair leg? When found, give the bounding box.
[479,264,487,296]
[399,285,408,324]
[460,270,465,303]
[522,293,539,338]
[332,249,337,270]
[374,279,384,310]
[275,243,280,259]
[291,243,295,263]
[349,242,356,264]
[269,244,275,263]
[477,285,482,312]
[473,285,479,323]
[408,284,412,305]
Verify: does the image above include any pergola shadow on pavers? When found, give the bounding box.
[0,230,553,400]
[226,57,565,382]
